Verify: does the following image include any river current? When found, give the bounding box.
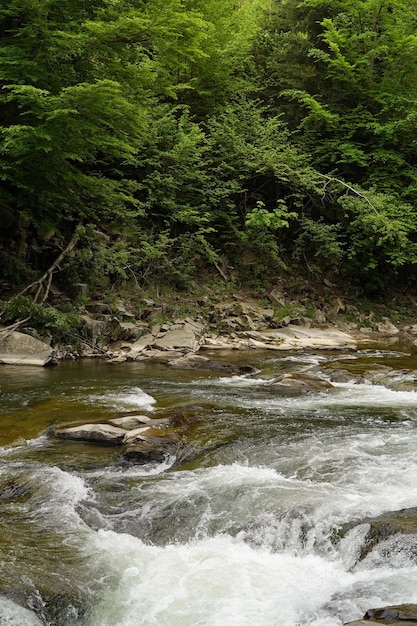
[1,347,417,625]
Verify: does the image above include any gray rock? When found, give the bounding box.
[130,333,155,352]
[269,372,333,394]
[107,354,127,363]
[268,288,286,305]
[108,415,154,429]
[169,354,211,368]
[52,423,127,445]
[85,301,113,316]
[154,326,200,351]
[80,315,106,339]
[0,331,56,366]
[365,604,417,622]
[259,307,274,320]
[313,309,327,324]
[71,283,89,298]
[344,506,417,562]
[144,349,184,362]
[377,318,399,335]
[326,368,364,384]
[344,603,417,624]
[123,426,157,444]
[110,320,149,341]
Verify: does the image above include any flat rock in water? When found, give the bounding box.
[52,423,127,445]
[0,331,56,366]
[169,354,210,368]
[108,415,152,429]
[123,426,158,444]
[269,372,333,394]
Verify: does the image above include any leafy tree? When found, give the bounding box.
[254,0,417,287]
[200,98,319,270]
[0,0,212,288]
[179,0,267,114]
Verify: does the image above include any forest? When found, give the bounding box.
[1,0,417,330]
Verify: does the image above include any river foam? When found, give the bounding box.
[80,527,417,626]
[84,529,353,626]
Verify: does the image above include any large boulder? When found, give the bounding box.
[0,331,56,366]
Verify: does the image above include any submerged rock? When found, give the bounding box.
[326,368,365,384]
[122,433,180,463]
[0,479,31,501]
[268,372,333,395]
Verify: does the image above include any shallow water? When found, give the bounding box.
[1,348,417,625]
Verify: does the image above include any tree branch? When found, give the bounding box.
[318,174,379,215]
[19,222,82,304]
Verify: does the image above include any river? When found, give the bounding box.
[1,346,417,626]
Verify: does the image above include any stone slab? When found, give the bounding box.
[0,331,55,366]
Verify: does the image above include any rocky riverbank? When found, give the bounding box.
[2,291,417,366]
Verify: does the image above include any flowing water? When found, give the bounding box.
[1,347,417,625]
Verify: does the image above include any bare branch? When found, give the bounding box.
[19,222,82,304]
[0,317,31,338]
[318,174,379,215]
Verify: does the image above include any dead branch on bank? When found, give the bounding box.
[0,316,31,337]
[0,224,82,336]
[19,223,82,304]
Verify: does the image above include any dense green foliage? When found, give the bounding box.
[256,0,417,290]
[1,0,417,301]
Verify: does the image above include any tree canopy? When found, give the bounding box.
[1,0,417,298]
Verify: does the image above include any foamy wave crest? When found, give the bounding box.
[87,386,156,411]
[190,374,271,388]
